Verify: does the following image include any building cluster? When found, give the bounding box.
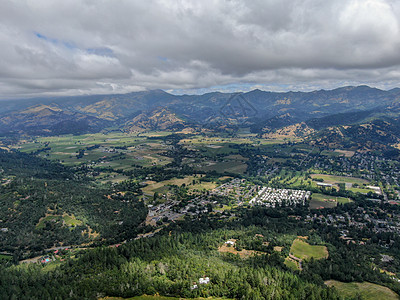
[191,276,210,290]
[212,178,256,202]
[250,187,311,207]
[304,206,400,245]
[253,149,400,201]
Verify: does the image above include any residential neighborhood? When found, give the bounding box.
[250,187,311,207]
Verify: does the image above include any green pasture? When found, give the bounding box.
[309,193,351,209]
[290,239,328,260]
[350,187,377,194]
[195,160,247,174]
[311,174,369,185]
[142,176,197,196]
[284,257,300,271]
[36,214,82,229]
[325,280,399,300]
[62,214,83,227]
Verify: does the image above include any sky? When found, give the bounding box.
[1,0,400,99]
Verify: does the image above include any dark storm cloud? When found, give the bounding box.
[0,0,400,98]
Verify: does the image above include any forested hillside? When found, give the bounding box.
[0,150,147,260]
[1,225,342,299]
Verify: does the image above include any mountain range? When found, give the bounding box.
[1,85,400,152]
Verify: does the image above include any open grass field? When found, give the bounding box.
[290,238,328,260]
[142,176,219,197]
[350,187,377,194]
[284,257,300,271]
[98,172,130,184]
[188,181,218,191]
[325,280,399,300]
[142,177,194,195]
[180,135,286,147]
[311,174,369,185]
[191,154,248,175]
[36,213,83,229]
[196,160,247,174]
[309,193,352,209]
[142,176,216,196]
[62,214,83,227]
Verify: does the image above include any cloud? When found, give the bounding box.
[0,0,400,98]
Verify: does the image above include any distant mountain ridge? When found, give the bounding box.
[1,85,400,136]
[125,108,187,132]
[308,117,400,156]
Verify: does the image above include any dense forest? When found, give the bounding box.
[1,226,341,300]
[0,150,147,260]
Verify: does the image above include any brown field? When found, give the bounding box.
[218,239,263,258]
[334,149,355,157]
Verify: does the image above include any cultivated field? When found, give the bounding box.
[141,175,216,196]
[13,132,172,169]
[309,193,352,209]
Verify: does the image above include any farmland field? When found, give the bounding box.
[195,159,248,174]
[290,238,328,260]
[12,132,172,168]
[325,280,399,300]
[309,193,352,209]
[141,175,217,196]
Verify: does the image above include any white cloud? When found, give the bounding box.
[0,0,400,98]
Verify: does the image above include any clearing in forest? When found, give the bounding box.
[290,238,328,260]
[325,280,400,300]
[218,239,263,259]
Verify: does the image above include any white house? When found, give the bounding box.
[199,277,210,284]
